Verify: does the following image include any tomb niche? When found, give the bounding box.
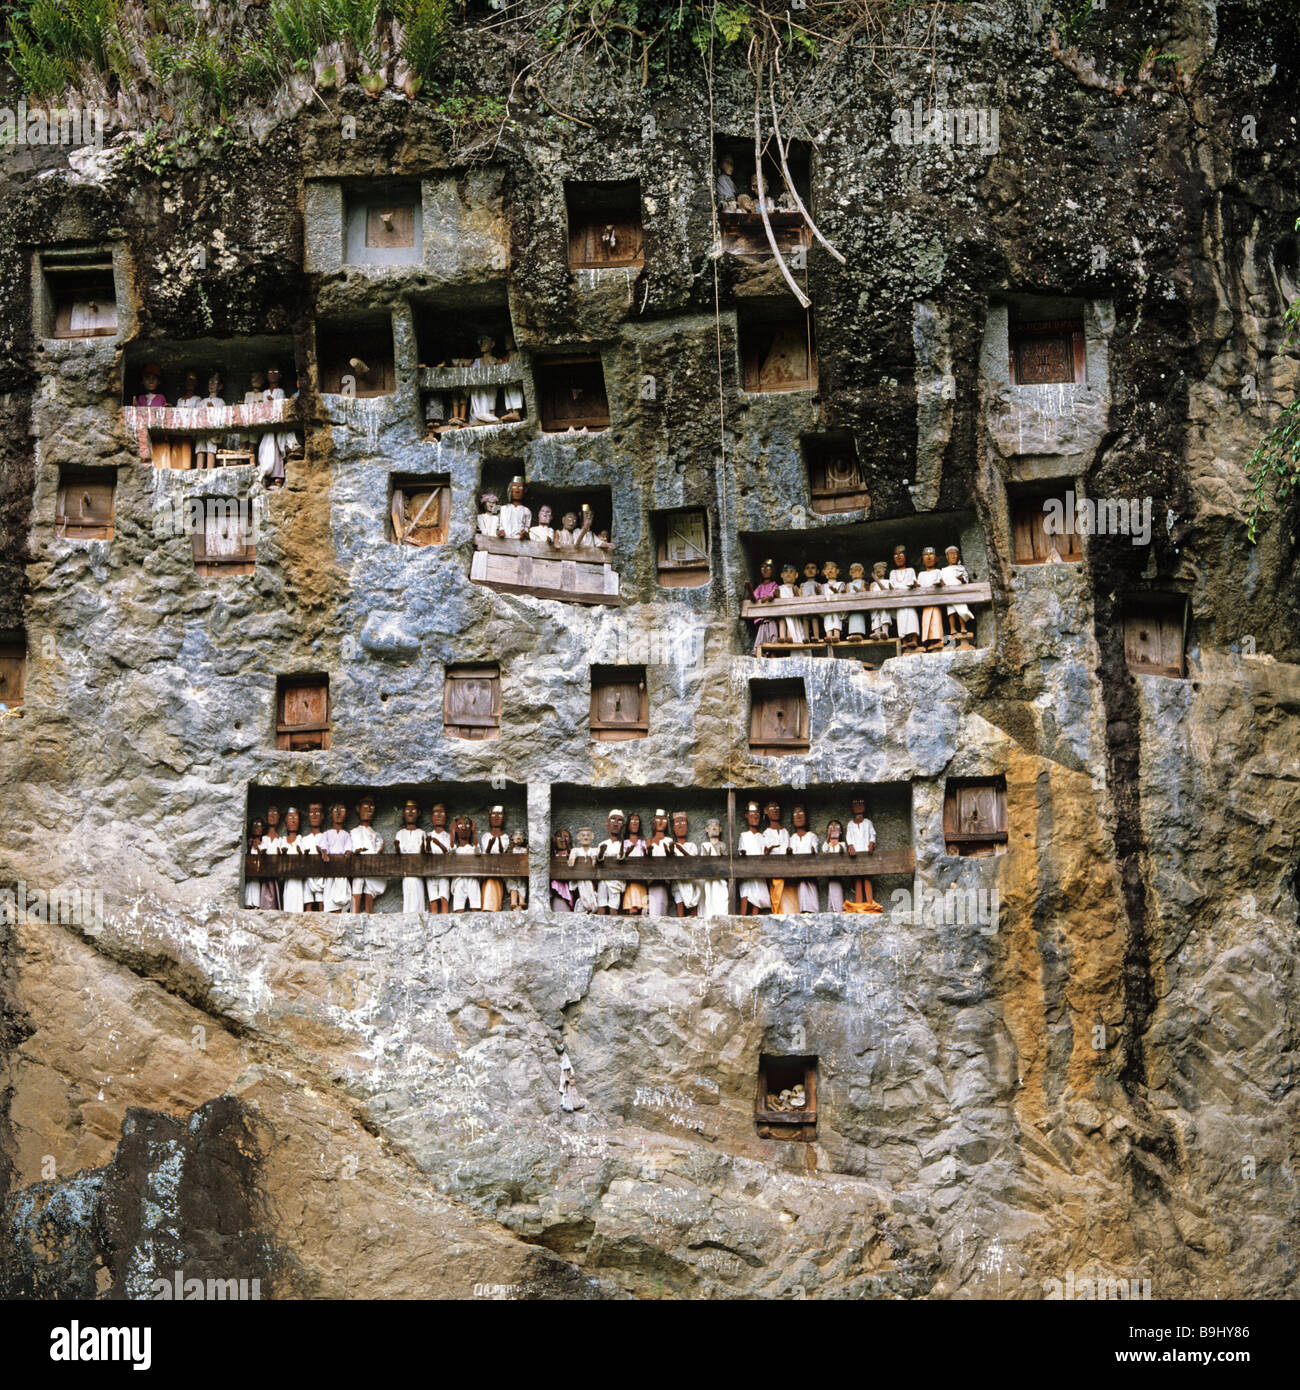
[55,466,115,540]
[740,308,817,394]
[802,433,869,515]
[565,180,644,269]
[943,777,1008,857]
[192,498,255,577]
[317,316,396,397]
[755,1055,818,1141]
[0,632,26,711]
[535,355,610,432]
[415,304,526,433]
[444,663,501,741]
[1008,312,1086,386]
[390,474,450,546]
[1010,484,1085,564]
[714,136,813,259]
[276,675,331,751]
[1123,596,1186,678]
[344,182,423,266]
[39,248,118,340]
[748,678,810,756]
[655,509,710,588]
[590,665,648,742]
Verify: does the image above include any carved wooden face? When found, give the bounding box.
[827,821,842,841]
[873,562,888,580]
[142,371,160,391]
[562,513,578,530]
[432,804,447,827]
[509,482,524,503]
[482,497,498,514]
[627,815,641,837]
[851,799,866,817]
[286,810,300,833]
[765,801,781,824]
[893,549,906,566]
[792,806,807,829]
[823,562,839,580]
[207,373,222,396]
[746,805,762,828]
[455,817,472,842]
[489,809,504,828]
[672,813,688,837]
[922,549,937,569]
[706,820,722,840]
[850,564,864,579]
[358,798,376,823]
[308,804,324,828]
[538,505,552,525]
[946,548,960,564]
[267,368,281,386]
[653,813,668,832]
[266,807,280,829]
[804,562,818,579]
[781,567,798,584]
[331,804,347,827]
[251,821,264,839]
[577,827,593,847]
[607,813,624,837]
[184,374,199,395]
[403,803,420,825]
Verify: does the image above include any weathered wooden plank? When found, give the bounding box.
[245,852,527,880]
[741,583,991,620]
[549,851,915,881]
[474,534,619,560]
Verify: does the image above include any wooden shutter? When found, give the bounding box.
[657,511,709,586]
[749,682,809,753]
[743,319,815,393]
[320,325,395,396]
[569,212,643,268]
[276,677,330,750]
[193,503,255,577]
[1013,497,1084,564]
[1011,320,1085,385]
[56,474,114,539]
[445,665,501,740]
[539,360,610,431]
[590,669,648,741]
[52,276,117,339]
[366,203,415,247]
[1124,604,1184,678]
[807,444,868,514]
[393,483,449,546]
[944,778,1008,856]
[0,641,25,708]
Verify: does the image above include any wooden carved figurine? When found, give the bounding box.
[260,806,283,910]
[746,559,781,654]
[480,805,510,911]
[395,799,428,913]
[737,801,770,915]
[764,799,792,916]
[550,827,575,912]
[846,562,868,641]
[195,370,225,471]
[317,802,353,913]
[303,802,327,911]
[178,371,202,409]
[869,561,893,639]
[595,810,626,915]
[569,826,599,913]
[800,561,823,642]
[645,808,673,917]
[470,336,500,424]
[889,546,921,650]
[716,154,738,208]
[245,819,265,909]
[788,804,820,913]
[528,504,555,544]
[497,338,524,422]
[498,477,532,540]
[423,392,447,439]
[942,544,975,646]
[279,807,310,913]
[621,812,649,917]
[508,829,528,910]
[350,794,386,915]
[477,492,501,536]
[256,364,300,487]
[452,815,482,912]
[822,560,845,644]
[135,363,166,407]
[669,810,700,917]
[917,546,947,652]
[846,795,883,913]
[699,819,729,919]
[823,819,847,912]
[425,802,452,914]
[779,565,805,644]
[555,512,580,547]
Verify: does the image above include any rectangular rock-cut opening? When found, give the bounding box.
[40,247,118,339]
[714,136,812,258]
[416,298,525,433]
[755,1055,818,1140]
[55,466,115,540]
[590,665,648,741]
[802,431,868,514]
[317,315,396,397]
[739,305,817,393]
[1123,594,1187,678]
[565,179,644,269]
[390,474,450,546]
[943,776,1008,857]
[748,677,809,755]
[242,780,527,914]
[344,181,423,264]
[740,511,990,659]
[122,339,299,405]
[1009,482,1085,563]
[276,674,331,751]
[535,355,610,431]
[0,630,26,710]
[654,508,710,588]
[444,663,501,740]
[1006,296,1086,386]
[192,497,256,577]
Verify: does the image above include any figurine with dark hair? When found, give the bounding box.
[889,547,921,650]
[260,806,283,910]
[670,810,700,917]
[350,794,386,914]
[481,805,510,911]
[395,799,428,913]
[318,802,353,912]
[452,815,482,912]
[622,812,649,916]
[425,802,452,914]
[737,801,770,914]
[917,546,947,652]
[746,559,781,654]
[245,819,266,908]
[788,804,819,912]
[550,827,575,912]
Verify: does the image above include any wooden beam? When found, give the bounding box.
[740,582,992,620]
[245,852,527,880]
[474,534,618,559]
[549,850,915,882]
[472,577,622,607]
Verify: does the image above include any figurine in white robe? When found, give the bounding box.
[942,544,975,641]
[480,808,510,911]
[507,829,528,909]
[244,820,266,907]
[823,821,847,912]
[469,337,500,424]
[800,562,823,642]
[497,476,532,540]
[425,802,452,912]
[737,802,771,913]
[497,338,524,421]
[788,807,820,913]
[317,803,353,912]
[477,493,501,536]
[699,820,729,919]
[869,561,893,638]
[569,827,600,912]
[452,817,482,912]
[779,564,805,644]
[195,371,225,470]
[528,504,555,544]
[349,794,386,914]
[889,547,921,648]
[303,802,328,909]
[278,808,312,913]
[394,799,428,913]
[716,155,738,206]
[846,562,868,639]
[259,806,283,910]
[846,797,881,911]
[595,811,626,914]
[821,560,845,643]
[669,811,701,915]
[256,364,299,485]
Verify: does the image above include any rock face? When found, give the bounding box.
[1,5,1299,1300]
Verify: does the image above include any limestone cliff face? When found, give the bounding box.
[1,2,1298,1299]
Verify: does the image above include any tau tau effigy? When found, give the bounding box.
[5,11,1291,1302]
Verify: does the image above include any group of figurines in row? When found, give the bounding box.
[133,362,301,483]
[552,799,883,917]
[478,476,613,549]
[422,334,525,436]
[745,544,976,653]
[244,798,527,914]
[715,155,801,216]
